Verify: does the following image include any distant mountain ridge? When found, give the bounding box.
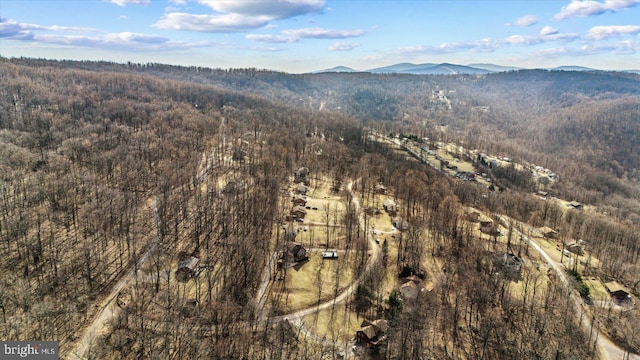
[314,62,636,75]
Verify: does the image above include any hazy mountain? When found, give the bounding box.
[405,63,492,75]
[318,62,635,75]
[468,63,521,72]
[551,65,596,71]
[313,65,356,73]
[367,62,437,73]
[367,62,490,75]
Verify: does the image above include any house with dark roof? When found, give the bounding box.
[294,167,309,184]
[538,226,558,239]
[287,243,308,263]
[480,221,501,236]
[292,194,307,206]
[290,205,307,219]
[568,201,583,209]
[500,253,522,272]
[375,183,387,194]
[604,281,632,304]
[565,241,584,256]
[466,209,481,222]
[176,256,200,281]
[356,319,389,349]
[392,217,409,231]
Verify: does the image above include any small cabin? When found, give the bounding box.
[568,201,583,209]
[290,205,307,219]
[538,226,558,239]
[466,209,481,223]
[604,281,631,304]
[292,194,307,206]
[374,183,387,195]
[176,256,200,281]
[356,319,389,349]
[392,217,409,231]
[399,280,421,300]
[383,198,397,215]
[295,183,309,195]
[288,243,308,263]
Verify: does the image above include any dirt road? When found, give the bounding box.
[67,151,220,359]
[502,216,639,360]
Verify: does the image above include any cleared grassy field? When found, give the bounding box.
[302,306,362,344]
[272,251,355,312]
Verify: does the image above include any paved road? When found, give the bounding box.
[501,216,639,360]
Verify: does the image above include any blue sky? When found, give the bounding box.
[1,0,639,73]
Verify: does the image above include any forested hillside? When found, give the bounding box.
[0,58,638,359]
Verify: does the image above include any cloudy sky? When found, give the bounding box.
[1,0,639,72]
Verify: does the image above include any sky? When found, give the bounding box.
[1,0,639,73]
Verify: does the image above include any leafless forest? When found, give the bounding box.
[1,58,639,359]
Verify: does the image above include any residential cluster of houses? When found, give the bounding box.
[466,209,502,237]
[535,226,635,305]
[477,153,499,169]
[532,165,559,181]
[278,168,313,268]
[537,226,586,256]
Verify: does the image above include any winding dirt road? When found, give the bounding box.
[502,216,639,360]
[67,151,219,359]
[251,179,379,357]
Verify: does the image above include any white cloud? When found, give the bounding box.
[505,35,541,45]
[198,0,325,19]
[396,29,581,57]
[586,25,640,39]
[245,33,296,43]
[0,17,97,40]
[328,41,360,51]
[397,38,500,55]
[155,0,325,33]
[107,0,150,6]
[282,27,365,39]
[169,0,188,4]
[0,18,220,51]
[246,27,365,44]
[543,32,580,41]
[541,26,559,36]
[154,13,271,32]
[505,15,538,27]
[555,0,640,20]
[581,39,638,53]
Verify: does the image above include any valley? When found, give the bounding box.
[0,57,639,359]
